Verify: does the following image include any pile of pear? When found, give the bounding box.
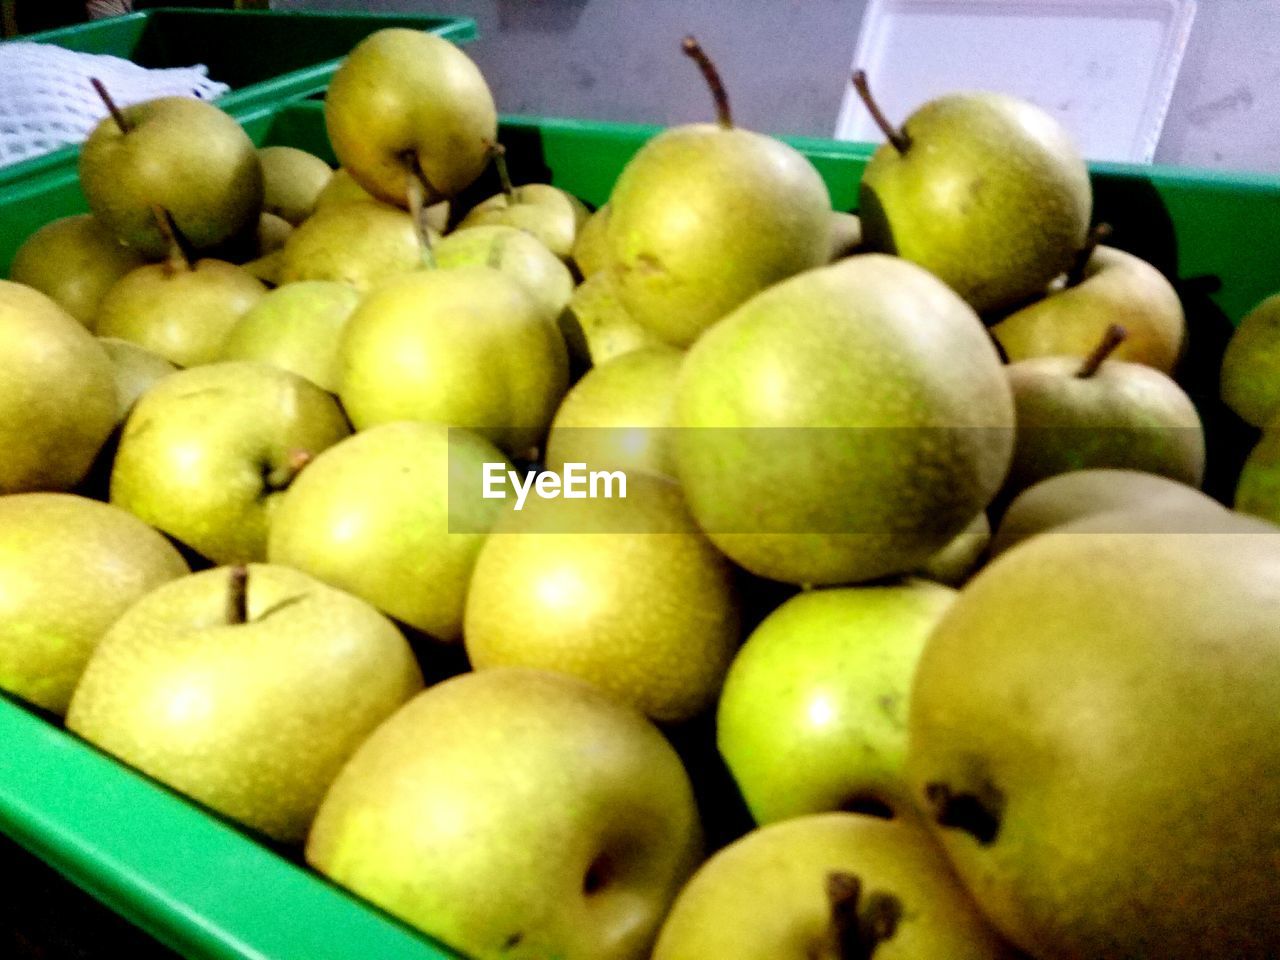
[2,26,1280,960]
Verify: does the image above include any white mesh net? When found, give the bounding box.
[0,41,230,167]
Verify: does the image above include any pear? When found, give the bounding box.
[278,200,431,292]
[67,564,423,843]
[0,281,117,494]
[1005,324,1206,493]
[827,211,863,261]
[79,94,263,258]
[1233,427,1280,526]
[992,241,1185,373]
[0,493,188,714]
[464,473,739,724]
[674,254,1014,586]
[307,668,703,960]
[434,223,574,324]
[907,508,1280,958]
[315,166,450,229]
[94,256,267,368]
[653,813,1019,960]
[1221,292,1280,427]
[255,211,294,255]
[268,422,510,642]
[257,145,333,226]
[993,468,1224,557]
[607,38,830,346]
[718,581,956,825]
[572,202,611,278]
[544,346,682,480]
[853,72,1091,315]
[559,269,661,369]
[110,361,350,564]
[219,281,361,392]
[98,337,179,422]
[337,266,569,457]
[457,149,590,260]
[243,249,284,286]
[917,512,991,586]
[8,213,147,326]
[324,29,496,207]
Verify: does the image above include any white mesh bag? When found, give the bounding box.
[0,41,230,167]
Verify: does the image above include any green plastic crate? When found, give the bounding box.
[2,97,1280,958]
[0,8,477,185]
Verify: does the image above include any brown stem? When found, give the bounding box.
[150,205,193,272]
[264,449,313,493]
[1067,223,1113,287]
[402,157,438,268]
[226,565,249,626]
[90,78,133,135]
[1077,324,1128,378]
[825,872,902,959]
[487,140,516,202]
[851,71,910,154]
[682,36,732,129]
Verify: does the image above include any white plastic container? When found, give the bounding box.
[836,0,1198,163]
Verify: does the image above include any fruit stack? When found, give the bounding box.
[2,26,1280,960]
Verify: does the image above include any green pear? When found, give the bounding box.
[98,337,179,422]
[1233,427,1280,526]
[992,245,1185,373]
[315,167,451,230]
[544,346,682,480]
[268,422,510,642]
[572,203,611,278]
[464,473,738,723]
[827,211,863,262]
[79,95,263,258]
[307,667,703,960]
[1005,325,1205,494]
[67,563,422,843]
[606,39,830,346]
[325,29,496,207]
[0,493,188,714]
[853,74,1091,315]
[992,468,1223,557]
[243,249,283,286]
[653,813,1019,960]
[917,513,990,586]
[337,267,569,457]
[1221,292,1280,427]
[278,200,431,292]
[559,269,661,369]
[94,258,266,368]
[674,254,1014,586]
[718,581,955,825]
[110,361,350,564]
[219,281,361,392]
[434,224,574,324]
[257,145,333,226]
[458,182,590,260]
[0,281,117,494]
[8,213,147,326]
[907,509,1280,958]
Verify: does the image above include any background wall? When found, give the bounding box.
[278,0,1280,172]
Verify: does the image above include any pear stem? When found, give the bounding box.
[150,205,193,273]
[826,872,902,959]
[681,36,733,130]
[1067,223,1113,288]
[226,565,249,626]
[487,141,516,202]
[405,172,437,269]
[89,77,132,134]
[851,71,910,154]
[1078,323,1128,378]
